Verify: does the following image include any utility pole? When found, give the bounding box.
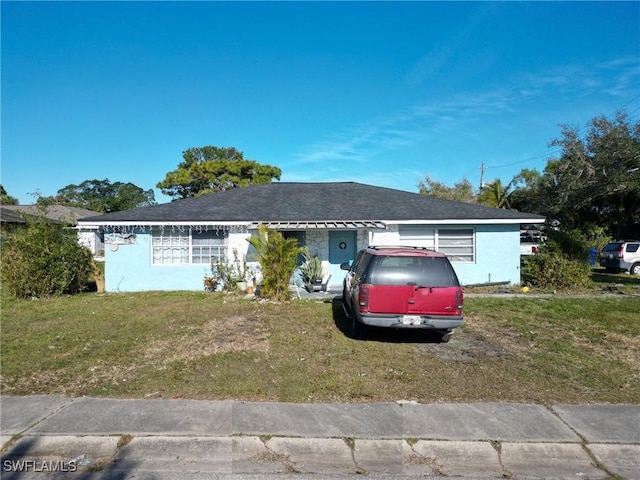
[479,161,486,190]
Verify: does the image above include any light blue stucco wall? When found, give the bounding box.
[451,224,521,286]
[103,223,523,292]
[105,229,210,292]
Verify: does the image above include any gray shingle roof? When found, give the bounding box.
[0,206,37,224]
[1,205,99,225]
[79,182,545,224]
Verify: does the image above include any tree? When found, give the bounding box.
[508,168,543,214]
[0,185,19,205]
[157,146,282,199]
[1,216,93,298]
[37,179,156,213]
[477,178,513,208]
[417,176,476,203]
[530,111,640,237]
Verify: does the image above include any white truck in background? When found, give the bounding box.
[520,226,542,256]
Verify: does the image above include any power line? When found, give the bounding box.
[467,96,640,189]
[486,149,562,170]
[617,93,640,111]
[485,96,640,172]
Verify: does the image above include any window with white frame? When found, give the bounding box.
[398,226,435,249]
[399,226,474,263]
[151,228,227,265]
[437,229,474,263]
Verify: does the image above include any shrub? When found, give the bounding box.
[247,225,308,301]
[522,249,591,290]
[215,248,250,291]
[1,219,93,298]
[544,226,610,262]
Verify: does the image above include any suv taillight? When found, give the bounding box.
[618,246,625,258]
[455,290,464,311]
[358,284,370,313]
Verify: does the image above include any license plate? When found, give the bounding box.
[402,315,421,325]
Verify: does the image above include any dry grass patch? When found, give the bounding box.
[143,315,269,365]
[590,331,640,370]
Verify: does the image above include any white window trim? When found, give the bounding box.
[151,227,228,266]
[435,228,475,264]
[399,226,475,263]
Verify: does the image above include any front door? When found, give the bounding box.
[328,231,357,288]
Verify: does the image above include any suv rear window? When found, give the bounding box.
[602,242,623,252]
[367,255,459,287]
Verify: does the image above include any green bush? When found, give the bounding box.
[543,228,590,261]
[522,249,591,290]
[247,225,308,301]
[544,226,610,262]
[1,220,93,298]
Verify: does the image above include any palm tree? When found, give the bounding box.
[247,225,308,301]
[478,179,513,209]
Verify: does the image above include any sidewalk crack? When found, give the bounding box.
[256,435,300,473]
[1,397,78,453]
[546,405,614,478]
[404,439,441,475]
[490,439,513,478]
[343,437,366,474]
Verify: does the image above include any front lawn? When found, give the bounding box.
[1,290,638,404]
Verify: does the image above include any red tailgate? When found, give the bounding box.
[408,286,461,315]
[365,285,413,313]
[365,285,461,316]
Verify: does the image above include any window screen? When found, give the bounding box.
[438,229,474,263]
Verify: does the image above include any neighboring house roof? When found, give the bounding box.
[1,205,100,225]
[0,206,39,224]
[79,182,545,226]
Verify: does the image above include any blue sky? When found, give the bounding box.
[2,1,639,205]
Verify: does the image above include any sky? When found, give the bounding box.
[2,1,639,205]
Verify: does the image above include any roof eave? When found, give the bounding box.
[77,220,251,227]
[79,217,545,228]
[390,217,546,225]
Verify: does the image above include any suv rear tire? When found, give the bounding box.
[631,263,640,275]
[352,317,366,339]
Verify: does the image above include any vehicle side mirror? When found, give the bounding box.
[340,261,352,271]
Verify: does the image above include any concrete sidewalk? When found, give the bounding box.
[1,396,639,479]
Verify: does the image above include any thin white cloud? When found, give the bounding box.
[517,57,640,100]
[292,57,639,168]
[293,113,424,165]
[293,89,516,166]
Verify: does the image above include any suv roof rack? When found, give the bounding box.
[368,245,436,251]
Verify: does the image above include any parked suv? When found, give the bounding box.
[599,241,640,275]
[341,246,463,342]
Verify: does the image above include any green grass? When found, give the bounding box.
[2,286,639,404]
[465,266,640,295]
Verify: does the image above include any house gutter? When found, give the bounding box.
[390,218,545,225]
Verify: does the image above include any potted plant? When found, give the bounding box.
[301,254,325,292]
[218,249,251,292]
[203,275,218,293]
